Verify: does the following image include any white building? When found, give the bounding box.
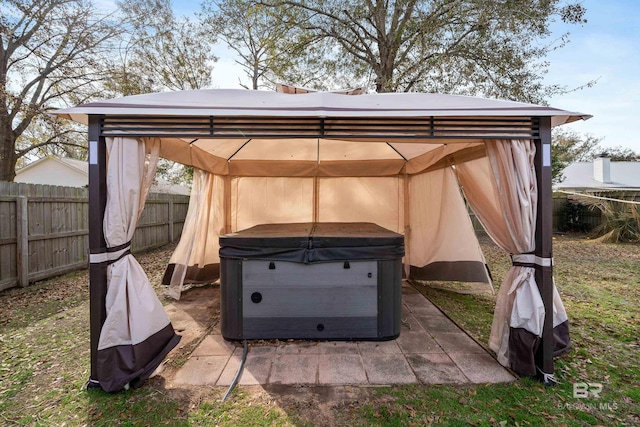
[15,156,190,195]
[556,157,640,192]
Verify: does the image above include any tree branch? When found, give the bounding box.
[16,132,83,157]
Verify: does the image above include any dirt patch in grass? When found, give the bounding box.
[0,270,89,332]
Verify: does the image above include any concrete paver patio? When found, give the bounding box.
[170,282,515,387]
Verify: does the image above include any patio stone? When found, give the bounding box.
[404,300,444,316]
[400,313,424,332]
[192,334,236,357]
[357,340,402,354]
[401,281,421,293]
[448,352,516,383]
[402,293,429,308]
[406,353,469,384]
[217,347,273,386]
[173,355,229,386]
[169,281,516,387]
[316,341,360,354]
[431,332,486,354]
[275,342,321,355]
[397,331,443,354]
[416,315,461,333]
[361,353,417,384]
[269,354,318,384]
[318,354,367,385]
[246,345,277,356]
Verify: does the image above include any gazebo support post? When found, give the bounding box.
[87,115,108,389]
[534,116,556,385]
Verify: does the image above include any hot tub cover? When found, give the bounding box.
[219,222,405,263]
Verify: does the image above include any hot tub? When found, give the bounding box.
[219,222,404,341]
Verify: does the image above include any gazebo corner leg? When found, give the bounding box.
[537,265,556,386]
[87,115,108,391]
[534,117,556,385]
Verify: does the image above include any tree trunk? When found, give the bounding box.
[375,36,397,93]
[0,120,18,181]
[376,62,396,93]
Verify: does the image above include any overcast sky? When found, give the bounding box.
[102,0,640,152]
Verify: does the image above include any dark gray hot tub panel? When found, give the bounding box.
[219,223,404,341]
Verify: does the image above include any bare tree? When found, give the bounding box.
[258,0,587,99]
[14,115,87,168]
[0,0,123,181]
[105,0,218,186]
[201,0,328,90]
[109,0,217,96]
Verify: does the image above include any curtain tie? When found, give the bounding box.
[90,240,132,265]
[511,253,553,268]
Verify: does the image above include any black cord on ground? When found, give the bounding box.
[222,339,248,401]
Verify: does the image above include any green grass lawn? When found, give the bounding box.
[0,235,638,426]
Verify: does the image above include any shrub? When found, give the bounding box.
[572,194,640,243]
[557,200,592,232]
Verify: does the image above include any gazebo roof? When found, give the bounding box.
[52,89,590,178]
[54,89,590,127]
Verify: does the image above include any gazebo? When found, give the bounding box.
[54,88,589,392]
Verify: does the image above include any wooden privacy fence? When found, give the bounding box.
[551,193,602,231]
[0,181,189,292]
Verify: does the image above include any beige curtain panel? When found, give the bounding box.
[318,177,404,233]
[232,177,314,231]
[456,140,569,376]
[409,167,491,285]
[97,137,180,392]
[163,169,225,299]
[456,140,540,374]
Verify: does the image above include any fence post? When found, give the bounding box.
[168,200,174,242]
[16,196,29,287]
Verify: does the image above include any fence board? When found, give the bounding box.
[0,181,189,291]
[16,197,29,287]
[0,199,16,285]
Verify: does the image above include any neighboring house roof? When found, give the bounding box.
[150,179,191,196]
[557,159,640,191]
[15,156,190,195]
[17,155,88,175]
[15,156,88,187]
